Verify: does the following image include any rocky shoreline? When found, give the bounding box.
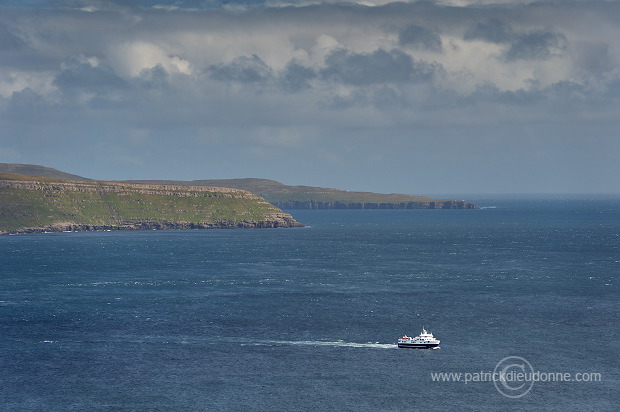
[0,214,304,235]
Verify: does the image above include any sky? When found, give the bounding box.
[0,0,619,194]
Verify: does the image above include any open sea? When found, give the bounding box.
[1,195,618,411]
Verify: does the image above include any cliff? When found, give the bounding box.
[0,173,303,235]
[270,200,478,210]
[128,178,479,210]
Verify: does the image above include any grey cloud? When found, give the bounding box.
[450,79,615,122]
[463,83,544,107]
[575,43,614,74]
[53,58,126,98]
[137,64,170,88]
[464,19,566,61]
[208,55,273,83]
[370,86,403,109]
[325,90,366,110]
[324,85,403,110]
[0,23,26,51]
[33,0,267,9]
[280,60,316,92]
[464,19,514,44]
[8,87,47,112]
[320,48,437,86]
[398,25,443,53]
[504,30,566,61]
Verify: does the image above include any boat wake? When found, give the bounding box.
[252,340,397,349]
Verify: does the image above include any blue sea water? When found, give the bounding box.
[1,196,618,411]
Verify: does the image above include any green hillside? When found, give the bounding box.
[0,163,89,181]
[0,174,302,234]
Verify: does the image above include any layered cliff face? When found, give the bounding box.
[0,174,303,234]
[271,200,478,209]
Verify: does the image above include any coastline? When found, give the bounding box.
[0,215,304,235]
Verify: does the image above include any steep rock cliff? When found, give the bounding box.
[0,174,303,234]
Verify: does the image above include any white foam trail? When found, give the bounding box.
[256,340,397,349]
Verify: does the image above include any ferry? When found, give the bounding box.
[398,327,440,349]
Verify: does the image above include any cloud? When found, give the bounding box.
[464,19,514,44]
[464,19,567,61]
[0,1,619,192]
[8,87,47,111]
[209,54,274,83]
[2,2,616,104]
[280,60,316,92]
[320,48,436,85]
[53,56,126,101]
[108,41,192,78]
[504,30,566,61]
[137,64,170,88]
[0,23,26,51]
[0,71,55,98]
[398,25,443,53]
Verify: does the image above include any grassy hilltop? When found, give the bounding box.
[0,163,90,181]
[0,173,302,234]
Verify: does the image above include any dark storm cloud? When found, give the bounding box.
[280,60,316,92]
[398,25,443,53]
[320,48,437,85]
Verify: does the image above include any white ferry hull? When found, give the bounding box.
[397,342,439,349]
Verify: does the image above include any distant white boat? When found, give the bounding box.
[398,327,440,349]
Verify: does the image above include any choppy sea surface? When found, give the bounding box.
[1,195,618,411]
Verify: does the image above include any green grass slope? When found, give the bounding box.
[0,163,89,181]
[0,174,302,234]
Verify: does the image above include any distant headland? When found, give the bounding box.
[128,178,479,210]
[0,163,478,234]
[0,164,479,210]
